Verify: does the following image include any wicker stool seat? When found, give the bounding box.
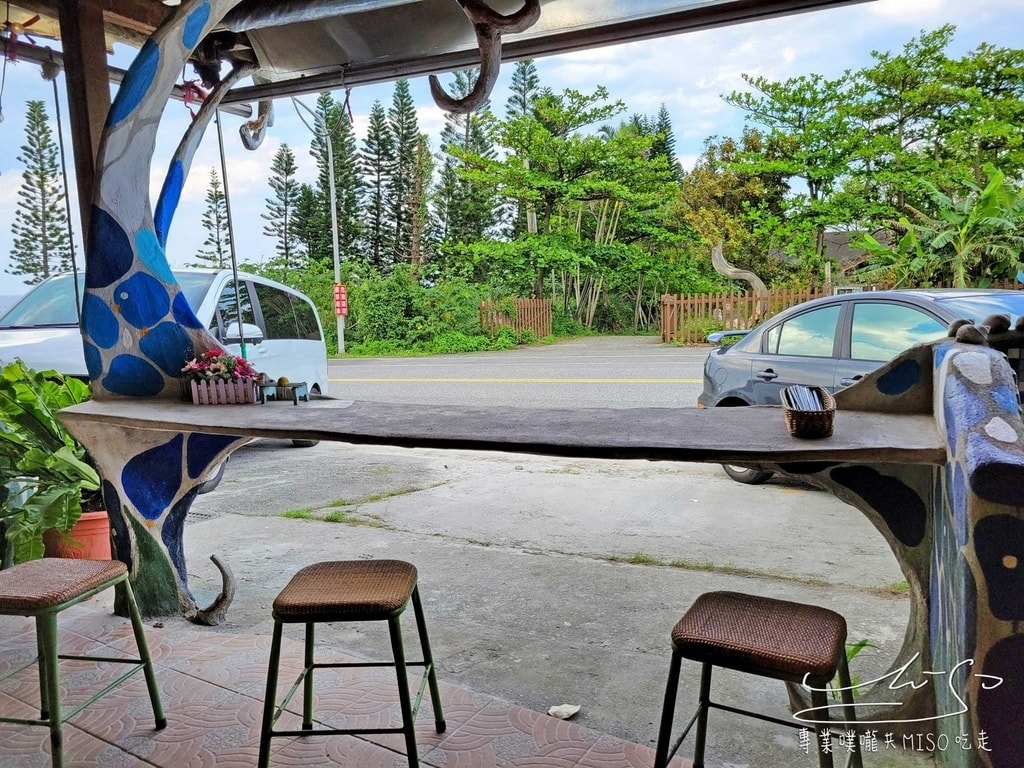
[258,559,445,768]
[654,591,861,768]
[0,558,166,768]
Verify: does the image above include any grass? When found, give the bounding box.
[871,580,911,596]
[607,551,830,586]
[321,510,389,528]
[281,508,314,519]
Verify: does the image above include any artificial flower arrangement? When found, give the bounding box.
[181,349,260,382]
[181,349,261,404]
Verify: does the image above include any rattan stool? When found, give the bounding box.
[654,591,861,768]
[0,558,166,768]
[257,559,445,768]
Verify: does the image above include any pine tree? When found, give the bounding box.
[408,134,435,275]
[652,104,682,181]
[8,100,72,285]
[189,168,231,268]
[387,80,421,266]
[504,61,541,237]
[506,59,540,120]
[361,100,395,269]
[435,70,499,243]
[261,144,303,267]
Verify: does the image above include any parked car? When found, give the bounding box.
[697,289,1024,484]
[0,269,330,481]
[0,269,328,392]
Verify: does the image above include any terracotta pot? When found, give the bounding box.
[43,510,112,560]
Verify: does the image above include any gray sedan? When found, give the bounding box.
[697,288,1024,483]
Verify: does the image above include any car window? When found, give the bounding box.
[212,281,257,339]
[253,283,299,340]
[850,302,946,362]
[765,305,840,357]
[0,274,80,326]
[174,272,217,312]
[291,295,321,340]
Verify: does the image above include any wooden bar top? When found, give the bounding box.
[61,399,946,467]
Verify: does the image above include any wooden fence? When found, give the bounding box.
[480,298,553,339]
[661,281,1024,344]
[661,288,826,344]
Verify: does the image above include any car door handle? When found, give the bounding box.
[755,370,778,381]
[840,375,864,387]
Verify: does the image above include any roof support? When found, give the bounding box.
[57,0,110,243]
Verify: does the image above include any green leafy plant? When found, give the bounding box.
[830,638,877,699]
[0,361,101,565]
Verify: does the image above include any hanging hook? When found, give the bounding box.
[429,0,540,114]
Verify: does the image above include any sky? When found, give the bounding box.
[0,0,1022,300]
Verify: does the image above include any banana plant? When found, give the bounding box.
[0,360,100,564]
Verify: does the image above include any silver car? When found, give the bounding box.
[697,289,1024,483]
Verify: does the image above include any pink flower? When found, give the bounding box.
[181,349,260,382]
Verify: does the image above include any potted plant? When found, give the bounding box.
[181,348,261,404]
[0,360,104,566]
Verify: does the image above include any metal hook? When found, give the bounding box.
[429,0,540,114]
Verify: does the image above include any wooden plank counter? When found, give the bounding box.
[62,398,946,467]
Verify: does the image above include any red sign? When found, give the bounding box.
[333,283,348,317]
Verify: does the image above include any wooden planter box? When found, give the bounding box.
[189,378,258,405]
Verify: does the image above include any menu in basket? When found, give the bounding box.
[785,385,824,411]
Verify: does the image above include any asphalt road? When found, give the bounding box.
[326,335,707,408]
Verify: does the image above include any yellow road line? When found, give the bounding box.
[329,377,702,384]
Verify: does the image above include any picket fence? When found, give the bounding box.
[479,298,553,339]
[661,281,1024,345]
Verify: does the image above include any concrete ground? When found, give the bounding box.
[181,440,936,767]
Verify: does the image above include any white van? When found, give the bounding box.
[0,269,329,395]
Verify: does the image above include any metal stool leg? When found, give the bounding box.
[35,621,50,722]
[122,577,166,729]
[302,623,315,730]
[388,615,419,768]
[37,612,63,768]
[653,646,683,768]
[258,621,284,768]
[411,586,445,732]
[811,686,835,768]
[692,662,713,768]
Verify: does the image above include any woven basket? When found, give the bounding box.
[781,386,836,439]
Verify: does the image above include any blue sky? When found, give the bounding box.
[0,0,1022,299]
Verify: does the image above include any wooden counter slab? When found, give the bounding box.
[61,399,946,467]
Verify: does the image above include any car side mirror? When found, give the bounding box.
[224,321,264,345]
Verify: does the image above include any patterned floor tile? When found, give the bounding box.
[0,602,694,768]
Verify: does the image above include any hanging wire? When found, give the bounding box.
[43,50,82,322]
[215,108,247,360]
[0,1,10,122]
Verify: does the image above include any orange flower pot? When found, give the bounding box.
[43,510,112,560]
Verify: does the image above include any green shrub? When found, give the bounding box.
[519,329,536,345]
[491,326,518,350]
[346,339,406,357]
[552,310,586,337]
[433,331,491,354]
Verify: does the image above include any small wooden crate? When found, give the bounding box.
[781,385,836,439]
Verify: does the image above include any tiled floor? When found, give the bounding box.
[0,597,688,767]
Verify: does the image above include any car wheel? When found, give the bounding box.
[196,457,228,494]
[721,464,773,485]
[291,440,319,448]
